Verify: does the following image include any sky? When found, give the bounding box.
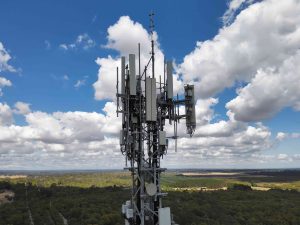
[0,0,300,170]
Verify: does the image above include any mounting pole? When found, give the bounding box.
[149,12,155,79]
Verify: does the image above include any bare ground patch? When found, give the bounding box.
[0,190,15,205]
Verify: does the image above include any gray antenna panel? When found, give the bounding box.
[151,78,157,121]
[120,130,125,145]
[166,61,173,99]
[121,57,126,94]
[129,54,136,95]
[159,131,166,146]
[185,84,196,135]
[146,77,157,121]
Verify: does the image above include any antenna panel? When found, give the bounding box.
[129,54,136,95]
[185,85,196,135]
[131,115,138,124]
[159,131,166,145]
[159,207,171,225]
[166,61,173,99]
[126,208,134,218]
[146,77,157,121]
[121,56,126,94]
[120,130,125,145]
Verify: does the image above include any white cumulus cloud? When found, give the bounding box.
[0,101,123,169]
[93,16,182,101]
[222,0,255,26]
[0,103,13,126]
[227,51,300,121]
[276,132,288,141]
[0,42,16,72]
[164,122,272,168]
[13,101,31,115]
[180,0,300,122]
[0,77,12,96]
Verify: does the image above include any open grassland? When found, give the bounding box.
[1,170,299,191]
[161,173,250,191]
[0,172,131,188]
[254,181,300,191]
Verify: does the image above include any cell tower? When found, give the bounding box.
[116,13,196,225]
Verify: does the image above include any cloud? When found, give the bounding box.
[0,77,12,87]
[0,99,275,169]
[59,33,96,51]
[227,51,300,121]
[291,133,300,139]
[62,74,69,80]
[195,119,243,138]
[93,56,119,100]
[13,102,31,115]
[277,153,289,160]
[59,44,68,50]
[103,16,152,55]
[74,75,88,88]
[92,15,97,24]
[273,132,300,140]
[94,16,182,101]
[246,153,300,165]
[179,0,300,122]
[222,0,255,26]
[163,96,273,167]
[51,74,70,82]
[0,102,120,145]
[44,40,51,50]
[276,132,288,141]
[0,42,16,72]
[0,101,123,169]
[182,123,271,154]
[164,122,272,168]
[293,154,300,161]
[0,103,13,126]
[0,77,12,96]
[74,79,86,88]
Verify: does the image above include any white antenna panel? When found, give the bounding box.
[129,54,136,95]
[159,207,171,225]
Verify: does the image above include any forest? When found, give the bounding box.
[0,170,300,225]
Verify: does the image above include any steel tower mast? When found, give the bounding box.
[116,13,196,225]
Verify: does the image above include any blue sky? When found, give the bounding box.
[0,0,225,112]
[0,0,300,169]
